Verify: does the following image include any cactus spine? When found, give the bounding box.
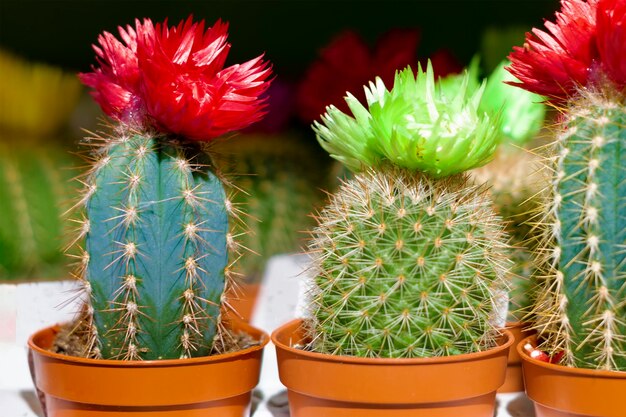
[77,132,230,360]
[308,64,511,359]
[533,89,626,371]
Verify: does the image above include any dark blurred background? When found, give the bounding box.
[1,0,558,79]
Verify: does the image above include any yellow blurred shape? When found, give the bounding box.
[0,49,82,138]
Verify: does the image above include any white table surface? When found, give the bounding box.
[0,255,534,417]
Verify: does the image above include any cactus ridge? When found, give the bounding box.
[532,88,626,371]
[307,167,510,358]
[73,130,232,360]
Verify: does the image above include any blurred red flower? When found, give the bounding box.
[296,30,461,124]
[80,17,272,141]
[508,0,625,102]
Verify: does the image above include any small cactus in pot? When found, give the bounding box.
[508,0,625,371]
[72,17,272,360]
[306,63,512,359]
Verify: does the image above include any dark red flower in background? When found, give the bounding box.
[80,17,272,141]
[296,29,461,123]
[508,0,625,102]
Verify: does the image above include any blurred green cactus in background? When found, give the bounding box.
[214,134,330,285]
[0,50,81,280]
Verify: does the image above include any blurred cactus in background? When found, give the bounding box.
[480,26,528,74]
[214,133,329,286]
[0,50,81,280]
[471,60,547,321]
[212,80,333,320]
[307,63,511,358]
[509,0,626,371]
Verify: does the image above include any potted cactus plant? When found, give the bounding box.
[272,63,514,417]
[27,16,273,417]
[508,0,626,416]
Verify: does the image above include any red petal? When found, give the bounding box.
[596,0,626,88]
[507,0,599,102]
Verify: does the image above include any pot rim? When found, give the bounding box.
[28,320,269,367]
[272,318,514,365]
[517,335,626,378]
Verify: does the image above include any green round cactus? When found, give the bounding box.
[309,168,509,358]
[308,62,511,359]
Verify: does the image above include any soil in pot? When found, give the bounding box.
[519,335,626,417]
[28,320,268,417]
[272,319,513,417]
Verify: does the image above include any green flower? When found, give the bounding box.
[480,60,546,146]
[314,62,502,178]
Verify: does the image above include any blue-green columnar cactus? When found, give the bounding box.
[78,134,229,360]
[508,0,626,371]
[308,63,511,358]
[76,17,272,359]
[531,91,626,370]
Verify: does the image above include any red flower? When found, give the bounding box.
[296,30,461,124]
[508,0,625,102]
[79,22,144,121]
[597,0,626,87]
[80,17,272,141]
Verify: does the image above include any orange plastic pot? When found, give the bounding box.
[28,321,268,417]
[519,335,626,417]
[272,319,513,417]
[498,321,535,393]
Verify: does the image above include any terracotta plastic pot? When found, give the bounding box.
[519,335,626,417]
[498,321,535,393]
[28,320,268,417]
[272,319,513,417]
